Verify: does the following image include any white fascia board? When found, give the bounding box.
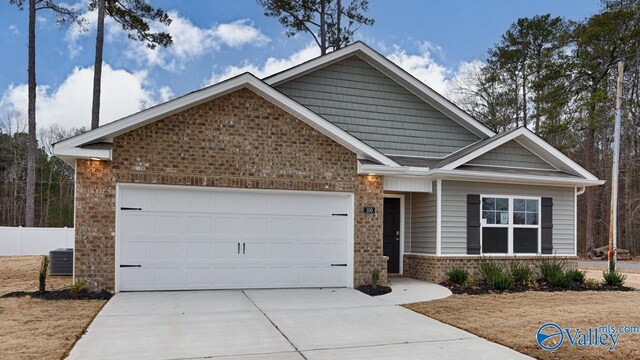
[358,162,429,176]
[265,42,495,139]
[53,73,398,167]
[427,169,605,187]
[54,147,111,161]
[440,128,600,181]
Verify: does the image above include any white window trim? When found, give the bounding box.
[480,194,542,256]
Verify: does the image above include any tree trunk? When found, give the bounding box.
[319,0,326,55]
[25,0,37,227]
[91,0,106,130]
[584,127,596,254]
[336,0,342,49]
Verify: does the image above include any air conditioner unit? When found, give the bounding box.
[49,248,73,276]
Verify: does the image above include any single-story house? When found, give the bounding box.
[54,41,603,292]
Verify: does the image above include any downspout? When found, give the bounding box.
[576,187,586,196]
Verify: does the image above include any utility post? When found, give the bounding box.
[608,61,624,272]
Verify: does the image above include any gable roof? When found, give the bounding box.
[53,73,400,168]
[438,127,599,181]
[264,41,496,139]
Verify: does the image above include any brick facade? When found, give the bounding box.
[74,88,385,292]
[403,254,579,283]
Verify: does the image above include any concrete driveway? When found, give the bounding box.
[67,288,529,360]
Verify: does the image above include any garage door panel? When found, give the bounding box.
[186,215,214,235]
[186,266,213,288]
[118,186,352,291]
[120,240,153,262]
[216,216,244,235]
[270,242,297,261]
[245,217,270,235]
[186,241,213,260]
[154,240,184,260]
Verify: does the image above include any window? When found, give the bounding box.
[480,196,540,254]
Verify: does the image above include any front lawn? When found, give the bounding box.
[0,256,107,360]
[406,291,640,359]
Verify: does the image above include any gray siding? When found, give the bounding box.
[275,56,481,157]
[410,191,437,254]
[467,140,555,170]
[441,181,575,255]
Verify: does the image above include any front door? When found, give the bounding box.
[383,197,401,274]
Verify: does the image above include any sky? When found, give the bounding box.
[0,0,601,132]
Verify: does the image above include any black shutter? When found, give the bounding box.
[541,197,553,254]
[467,194,481,254]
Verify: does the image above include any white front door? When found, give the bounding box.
[116,185,353,291]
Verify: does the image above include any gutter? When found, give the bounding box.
[358,162,605,187]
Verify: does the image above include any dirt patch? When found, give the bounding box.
[406,292,640,359]
[0,256,71,295]
[0,256,107,360]
[356,284,392,296]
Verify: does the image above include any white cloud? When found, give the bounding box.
[65,8,270,70]
[204,40,475,98]
[205,42,320,85]
[8,24,19,35]
[213,19,270,48]
[0,64,164,131]
[386,42,452,94]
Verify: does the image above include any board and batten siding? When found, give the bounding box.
[275,56,481,158]
[441,180,575,255]
[409,191,437,254]
[467,140,555,170]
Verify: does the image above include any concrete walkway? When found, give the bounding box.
[378,278,452,304]
[67,288,530,360]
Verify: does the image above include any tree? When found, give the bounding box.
[572,2,640,253]
[257,0,374,55]
[89,0,173,129]
[8,0,83,227]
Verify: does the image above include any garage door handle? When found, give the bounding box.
[331,263,347,267]
[332,213,348,216]
[121,207,142,211]
[120,264,141,268]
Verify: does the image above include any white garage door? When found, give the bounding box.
[116,185,353,291]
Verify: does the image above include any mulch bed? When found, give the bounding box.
[446,282,635,295]
[356,284,392,296]
[2,288,112,300]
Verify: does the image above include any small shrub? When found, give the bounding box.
[38,255,49,292]
[479,258,514,290]
[493,272,514,290]
[446,268,470,285]
[585,277,600,289]
[509,260,532,285]
[371,267,380,289]
[479,258,505,286]
[524,276,538,289]
[462,275,477,289]
[547,271,572,288]
[566,269,586,284]
[69,280,87,295]
[603,270,627,287]
[539,256,566,283]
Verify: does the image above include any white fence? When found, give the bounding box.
[0,227,74,256]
